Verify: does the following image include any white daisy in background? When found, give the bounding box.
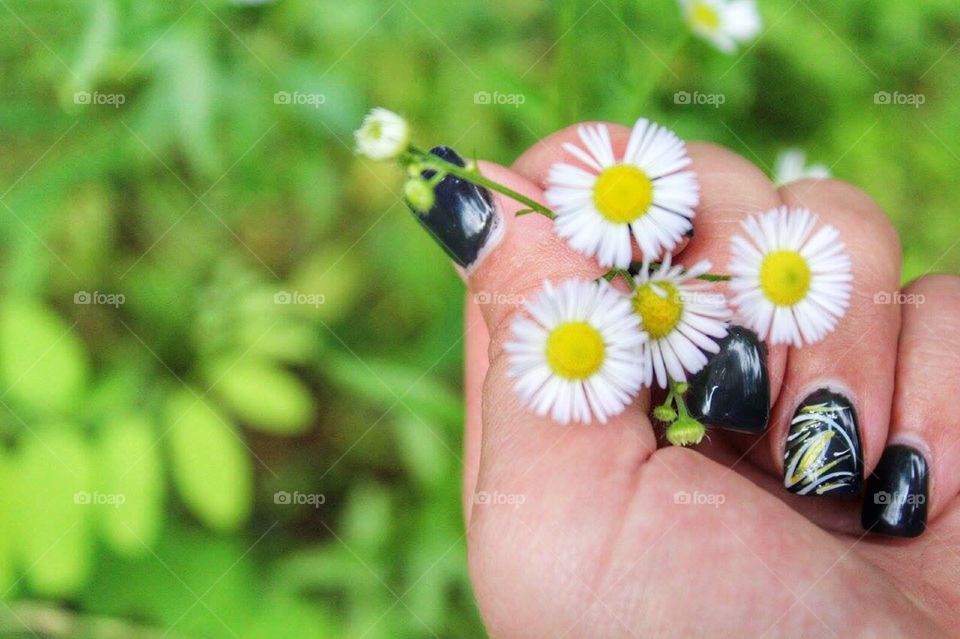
[505,279,647,425]
[545,120,700,269]
[729,207,853,346]
[632,255,731,388]
[680,0,762,54]
[773,147,831,186]
[355,108,410,160]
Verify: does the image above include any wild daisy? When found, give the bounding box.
[545,119,699,269]
[505,279,647,425]
[632,255,730,389]
[729,207,853,346]
[680,0,762,54]
[773,147,831,186]
[355,108,410,160]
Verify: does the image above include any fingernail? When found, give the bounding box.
[409,145,499,268]
[687,325,770,433]
[783,388,863,496]
[861,444,928,538]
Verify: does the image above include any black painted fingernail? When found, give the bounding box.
[408,145,499,268]
[862,444,928,538]
[783,389,863,496]
[687,326,770,433]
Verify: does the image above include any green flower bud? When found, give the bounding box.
[405,178,436,213]
[653,405,678,423]
[665,417,706,447]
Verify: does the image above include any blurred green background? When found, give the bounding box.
[0,0,957,636]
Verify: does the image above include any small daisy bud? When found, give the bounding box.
[673,382,690,395]
[653,405,678,423]
[355,107,410,161]
[404,178,435,213]
[666,416,706,447]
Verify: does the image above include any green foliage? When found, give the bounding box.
[0,0,957,636]
[96,414,165,556]
[165,391,253,532]
[0,299,89,416]
[13,428,94,597]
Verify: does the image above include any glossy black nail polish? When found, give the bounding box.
[687,326,770,433]
[862,445,928,538]
[408,146,498,268]
[783,389,863,496]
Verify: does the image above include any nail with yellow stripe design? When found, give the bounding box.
[783,389,863,496]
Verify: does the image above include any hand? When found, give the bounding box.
[413,123,958,638]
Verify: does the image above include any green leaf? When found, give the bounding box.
[323,353,462,426]
[205,356,315,435]
[0,452,14,595]
[96,415,165,557]
[165,390,252,532]
[394,416,451,488]
[13,428,93,597]
[0,298,89,415]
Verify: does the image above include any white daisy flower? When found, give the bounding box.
[355,108,410,160]
[680,0,762,54]
[632,255,731,389]
[729,207,853,347]
[505,278,647,425]
[773,147,831,186]
[545,119,699,269]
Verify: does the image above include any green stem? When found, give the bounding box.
[633,261,732,282]
[413,151,556,220]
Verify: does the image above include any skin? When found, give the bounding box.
[459,122,960,638]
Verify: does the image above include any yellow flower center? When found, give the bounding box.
[593,164,654,224]
[760,250,812,306]
[545,322,606,380]
[689,1,721,32]
[633,282,684,339]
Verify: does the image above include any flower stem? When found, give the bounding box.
[634,261,732,282]
[412,150,556,220]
